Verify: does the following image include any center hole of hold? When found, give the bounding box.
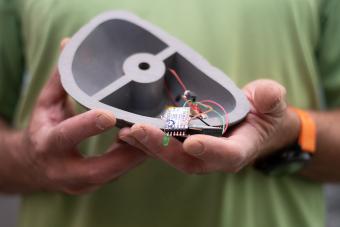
[139,62,150,70]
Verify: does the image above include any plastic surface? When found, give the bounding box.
[58,11,249,129]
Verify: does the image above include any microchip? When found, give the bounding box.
[163,107,191,136]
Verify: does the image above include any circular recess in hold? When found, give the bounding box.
[139,62,150,70]
[122,53,166,83]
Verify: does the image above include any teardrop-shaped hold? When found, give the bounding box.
[58,11,250,129]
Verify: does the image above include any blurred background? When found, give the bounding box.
[0,185,339,227]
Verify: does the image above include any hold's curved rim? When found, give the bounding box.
[58,11,250,129]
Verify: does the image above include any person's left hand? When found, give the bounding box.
[118,80,300,174]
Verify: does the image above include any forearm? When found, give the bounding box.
[299,109,340,182]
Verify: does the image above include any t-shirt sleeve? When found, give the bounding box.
[318,0,340,109]
[0,0,24,123]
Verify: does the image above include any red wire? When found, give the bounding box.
[199,99,229,133]
[164,80,178,106]
[168,68,187,92]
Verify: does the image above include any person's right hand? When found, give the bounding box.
[12,68,147,194]
[7,41,146,195]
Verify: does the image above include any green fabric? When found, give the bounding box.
[1,0,340,226]
[317,0,340,108]
[0,0,24,122]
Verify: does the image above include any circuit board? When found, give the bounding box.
[163,107,191,136]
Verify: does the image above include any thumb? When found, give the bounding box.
[37,38,71,108]
[244,79,287,116]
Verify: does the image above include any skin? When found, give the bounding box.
[1,39,340,195]
[119,80,301,174]
[0,40,146,194]
[300,111,340,182]
[119,82,340,182]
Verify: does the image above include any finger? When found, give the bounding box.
[60,38,70,50]
[183,133,253,172]
[48,109,116,149]
[243,79,286,116]
[71,143,146,185]
[37,69,67,107]
[129,124,205,173]
[118,127,150,155]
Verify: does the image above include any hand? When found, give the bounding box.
[6,40,146,194]
[118,80,300,174]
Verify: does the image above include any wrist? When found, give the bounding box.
[0,129,39,193]
[254,107,316,175]
[283,107,301,147]
[0,129,21,191]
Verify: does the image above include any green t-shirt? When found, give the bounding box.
[1,0,340,226]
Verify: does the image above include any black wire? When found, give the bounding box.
[197,117,211,126]
[197,117,223,129]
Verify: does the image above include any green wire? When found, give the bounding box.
[209,108,225,134]
[182,100,191,107]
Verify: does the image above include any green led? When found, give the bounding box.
[162,135,170,146]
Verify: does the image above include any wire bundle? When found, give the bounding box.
[166,68,229,135]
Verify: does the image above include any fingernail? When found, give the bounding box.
[119,136,136,146]
[186,141,204,156]
[131,127,147,143]
[96,113,115,130]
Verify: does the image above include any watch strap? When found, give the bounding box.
[289,108,316,153]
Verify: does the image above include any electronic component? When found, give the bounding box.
[162,68,229,146]
[183,90,197,102]
[162,105,225,140]
[163,107,191,137]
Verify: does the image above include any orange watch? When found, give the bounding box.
[290,107,317,153]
